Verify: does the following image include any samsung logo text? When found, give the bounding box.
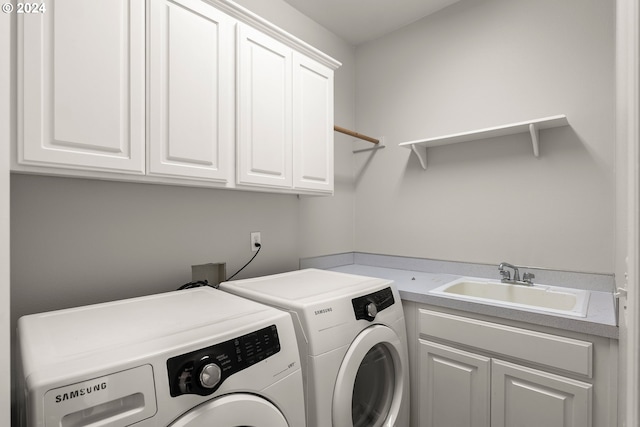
[55,382,107,403]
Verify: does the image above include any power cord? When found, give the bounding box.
[177,279,217,290]
[226,242,261,281]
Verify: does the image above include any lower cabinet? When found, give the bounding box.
[491,359,592,427]
[419,340,490,427]
[419,339,592,427]
[407,307,617,427]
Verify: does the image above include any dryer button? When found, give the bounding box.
[199,363,222,389]
[366,302,378,320]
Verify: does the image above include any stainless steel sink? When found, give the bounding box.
[429,278,590,317]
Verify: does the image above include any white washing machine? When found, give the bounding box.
[221,268,410,427]
[17,288,306,427]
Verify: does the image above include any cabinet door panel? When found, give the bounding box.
[237,24,292,188]
[149,0,234,181]
[18,0,145,173]
[293,53,333,192]
[419,340,490,427]
[491,359,592,427]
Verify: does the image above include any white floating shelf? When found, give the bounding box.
[399,115,569,169]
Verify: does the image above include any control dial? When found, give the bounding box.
[365,302,378,320]
[199,363,222,389]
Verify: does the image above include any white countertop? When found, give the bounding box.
[328,264,618,339]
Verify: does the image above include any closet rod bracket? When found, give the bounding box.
[353,137,385,153]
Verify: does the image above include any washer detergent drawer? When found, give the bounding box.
[43,364,157,427]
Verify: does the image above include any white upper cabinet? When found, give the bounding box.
[293,53,334,193]
[148,0,234,182]
[236,24,336,194]
[237,23,293,189]
[15,0,340,194]
[18,0,145,173]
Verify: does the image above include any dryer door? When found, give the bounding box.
[332,325,407,427]
[170,393,289,427]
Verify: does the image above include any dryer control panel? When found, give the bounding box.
[352,287,395,322]
[167,325,280,397]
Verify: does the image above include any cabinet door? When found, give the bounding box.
[419,340,490,427]
[237,24,292,189]
[18,0,145,173]
[491,359,592,427]
[293,53,334,193]
[148,0,234,182]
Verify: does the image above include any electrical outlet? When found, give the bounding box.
[250,232,261,252]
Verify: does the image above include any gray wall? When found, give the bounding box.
[11,176,302,311]
[353,0,615,274]
[10,0,357,320]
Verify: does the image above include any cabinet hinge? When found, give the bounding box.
[614,287,628,299]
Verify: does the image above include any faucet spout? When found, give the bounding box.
[498,262,520,282]
[498,262,535,286]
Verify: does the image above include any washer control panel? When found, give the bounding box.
[352,287,395,322]
[167,324,280,397]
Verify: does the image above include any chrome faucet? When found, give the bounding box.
[499,262,519,282]
[498,262,535,286]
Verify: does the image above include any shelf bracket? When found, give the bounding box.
[411,144,427,170]
[529,123,540,157]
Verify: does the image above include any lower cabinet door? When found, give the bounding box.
[491,359,592,427]
[419,339,490,427]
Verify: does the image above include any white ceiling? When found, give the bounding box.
[282,0,461,46]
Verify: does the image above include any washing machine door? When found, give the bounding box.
[332,325,407,427]
[170,393,289,427]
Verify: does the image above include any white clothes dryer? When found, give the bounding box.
[17,288,306,427]
[221,269,410,427]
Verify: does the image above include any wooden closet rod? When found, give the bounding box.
[334,125,379,144]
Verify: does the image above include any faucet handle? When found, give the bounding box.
[522,272,535,284]
[500,270,510,281]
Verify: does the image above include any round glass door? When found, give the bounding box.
[332,325,407,427]
[351,343,395,427]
